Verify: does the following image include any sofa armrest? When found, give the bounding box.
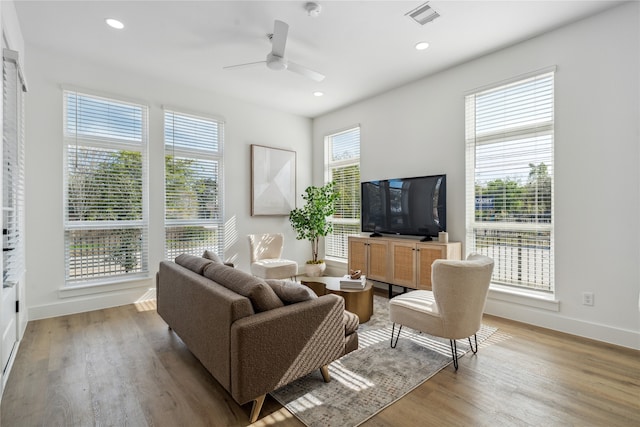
[229,294,346,404]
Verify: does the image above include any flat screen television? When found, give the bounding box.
[361,174,446,240]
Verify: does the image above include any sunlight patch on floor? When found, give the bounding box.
[479,329,512,349]
[329,360,375,391]
[358,327,391,348]
[250,407,295,426]
[134,289,156,312]
[287,392,324,413]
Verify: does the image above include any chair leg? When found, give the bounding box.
[468,334,478,354]
[320,365,331,382]
[449,339,459,371]
[390,323,403,348]
[249,394,266,423]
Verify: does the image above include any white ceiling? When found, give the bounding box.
[14,0,623,118]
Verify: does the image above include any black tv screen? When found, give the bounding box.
[361,174,446,239]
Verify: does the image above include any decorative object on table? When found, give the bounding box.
[349,269,361,279]
[271,294,497,427]
[438,231,448,243]
[288,182,339,277]
[251,144,296,216]
[340,274,366,289]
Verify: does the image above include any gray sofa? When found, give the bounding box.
[156,254,359,422]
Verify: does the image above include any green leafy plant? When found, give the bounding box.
[289,182,339,263]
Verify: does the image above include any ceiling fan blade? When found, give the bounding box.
[287,61,325,82]
[271,20,288,58]
[223,61,266,70]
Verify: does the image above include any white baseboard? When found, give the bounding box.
[485,299,640,350]
[28,285,155,321]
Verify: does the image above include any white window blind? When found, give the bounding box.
[325,127,360,259]
[164,110,224,260]
[3,49,27,286]
[465,70,554,292]
[63,91,149,285]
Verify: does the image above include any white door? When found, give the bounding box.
[1,283,17,374]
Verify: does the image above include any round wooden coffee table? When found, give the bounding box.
[299,276,374,323]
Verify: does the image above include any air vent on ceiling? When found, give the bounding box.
[406,2,440,26]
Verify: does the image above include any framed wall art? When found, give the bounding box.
[251,144,296,216]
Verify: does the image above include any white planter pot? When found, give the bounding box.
[304,262,326,277]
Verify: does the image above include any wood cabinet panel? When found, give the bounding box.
[417,245,445,289]
[348,238,368,274]
[347,237,389,282]
[348,236,461,291]
[391,242,416,286]
[367,240,389,281]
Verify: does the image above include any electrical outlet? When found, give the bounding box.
[582,292,594,306]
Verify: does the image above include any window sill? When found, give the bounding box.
[488,284,559,312]
[324,256,347,266]
[59,275,153,299]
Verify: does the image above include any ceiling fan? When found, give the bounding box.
[223,20,325,82]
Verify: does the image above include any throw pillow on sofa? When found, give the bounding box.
[175,253,212,275]
[203,262,284,313]
[265,279,317,304]
[202,250,223,263]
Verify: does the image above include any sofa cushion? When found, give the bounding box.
[203,263,284,313]
[344,310,360,336]
[175,253,212,275]
[202,250,223,263]
[250,259,298,279]
[265,279,317,305]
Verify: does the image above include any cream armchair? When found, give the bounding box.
[248,233,298,280]
[388,253,494,370]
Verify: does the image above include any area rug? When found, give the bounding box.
[270,295,497,427]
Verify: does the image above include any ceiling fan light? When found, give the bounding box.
[266,54,288,71]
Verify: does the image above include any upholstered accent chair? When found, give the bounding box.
[388,253,494,370]
[248,233,298,280]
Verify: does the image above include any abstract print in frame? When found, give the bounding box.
[251,144,296,216]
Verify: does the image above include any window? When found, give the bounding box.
[325,127,360,259]
[164,110,224,260]
[63,91,148,285]
[465,70,554,292]
[3,49,27,286]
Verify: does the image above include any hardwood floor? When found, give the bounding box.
[1,294,638,427]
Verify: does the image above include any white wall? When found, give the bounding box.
[24,46,313,319]
[313,3,640,349]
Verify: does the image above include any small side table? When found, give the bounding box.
[299,276,374,323]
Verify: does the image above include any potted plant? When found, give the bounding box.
[289,182,339,277]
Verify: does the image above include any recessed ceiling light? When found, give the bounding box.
[415,41,430,51]
[105,18,124,30]
[313,91,324,97]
